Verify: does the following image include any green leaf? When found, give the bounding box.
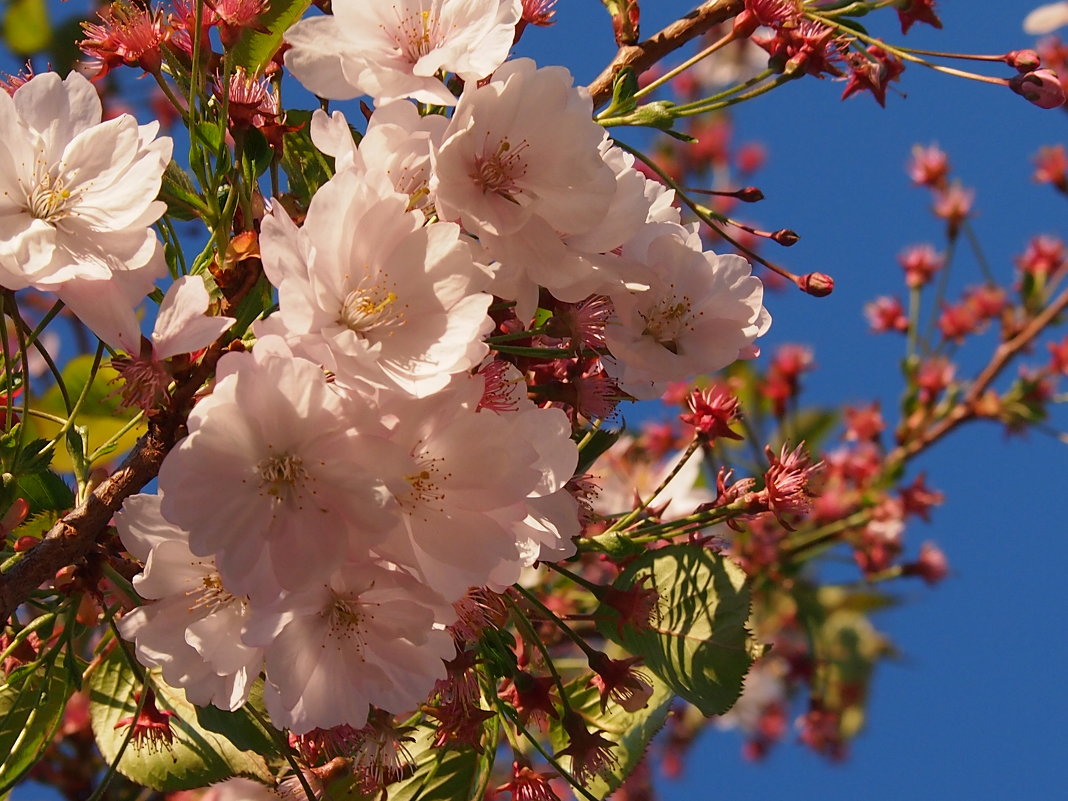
[3,0,51,55]
[13,469,73,517]
[576,425,623,475]
[17,438,54,474]
[193,680,278,757]
[231,0,312,76]
[608,68,639,116]
[88,647,273,791]
[29,355,144,473]
[161,161,208,221]
[382,726,485,801]
[278,109,335,202]
[243,127,275,179]
[598,545,752,716]
[548,673,673,798]
[0,651,73,793]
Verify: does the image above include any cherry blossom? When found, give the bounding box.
[0,70,171,347]
[115,494,264,712]
[605,223,771,400]
[258,168,494,397]
[156,337,400,601]
[285,0,521,105]
[112,274,235,409]
[242,560,456,733]
[431,59,617,241]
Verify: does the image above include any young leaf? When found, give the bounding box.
[230,0,313,76]
[2,0,51,56]
[88,647,273,791]
[0,651,73,793]
[381,726,486,801]
[13,469,73,517]
[161,161,208,221]
[279,110,336,202]
[598,544,753,716]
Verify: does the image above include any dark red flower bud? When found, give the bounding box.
[798,272,834,297]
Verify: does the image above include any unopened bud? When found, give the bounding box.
[1005,49,1041,73]
[772,228,800,246]
[13,536,37,552]
[736,186,765,202]
[798,272,835,297]
[1010,69,1066,109]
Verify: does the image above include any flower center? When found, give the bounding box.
[640,293,696,354]
[25,170,75,223]
[340,285,403,337]
[257,453,308,499]
[188,572,237,614]
[471,137,528,201]
[399,451,448,513]
[327,595,373,656]
[397,8,440,62]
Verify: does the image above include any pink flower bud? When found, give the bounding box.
[1005,49,1042,73]
[1010,69,1066,109]
[798,272,834,297]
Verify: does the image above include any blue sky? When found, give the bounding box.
[8,1,1068,799]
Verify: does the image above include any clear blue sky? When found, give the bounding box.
[9,2,1068,799]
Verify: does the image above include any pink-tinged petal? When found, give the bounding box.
[309,109,361,170]
[259,201,311,288]
[13,71,101,151]
[114,493,177,562]
[152,275,235,360]
[1024,2,1068,33]
[55,264,156,351]
[0,215,56,288]
[284,16,366,100]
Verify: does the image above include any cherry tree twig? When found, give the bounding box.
[586,0,745,108]
[888,284,1068,465]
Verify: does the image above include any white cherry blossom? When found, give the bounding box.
[115,494,263,712]
[242,560,455,733]
[372,388,547,599]
[285,0,521,105]
[605,223,771,399]
[0,71,171,347]
[157,337,400,601]
[431,59,618,240]
[258,169,494,397]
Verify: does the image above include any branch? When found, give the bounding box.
[586,0,745,109]
[0,343,229,622]
[888,284,1068,466]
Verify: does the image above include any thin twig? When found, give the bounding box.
[586,1,745,109]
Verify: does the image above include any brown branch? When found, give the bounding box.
[586,0,745,109]
[888,284,1068,466]
[0,343,229,623]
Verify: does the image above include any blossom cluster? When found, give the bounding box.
[46,0,775,735]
